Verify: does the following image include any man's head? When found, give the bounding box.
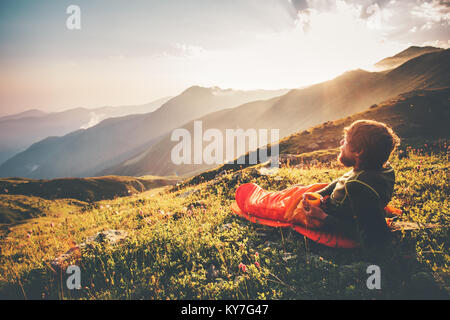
[338,120,400,170]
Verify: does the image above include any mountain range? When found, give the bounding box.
[0,46,448,180]
[0,96,172,165]
[101,48,450,178]
[0,88,288,178]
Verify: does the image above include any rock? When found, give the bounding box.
[85,230,128,245]
[177,189,196,198]
[308,254,333,267]
[307,142,320,149]
[51,229,128,268]
[50,247,81,268]
[282,252,297,262]
[231,172,242,182]
[207,264,219,281]
[220,223,233,231]
[258,167,279,176]
[338,262,370,283]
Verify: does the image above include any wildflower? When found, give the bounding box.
[50,222,55,228]
[255,262,260,269]
[255,252,259,259]
[26,233,31,239]
[238,263,247,273]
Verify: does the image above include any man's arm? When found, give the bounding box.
[317,179,338,197]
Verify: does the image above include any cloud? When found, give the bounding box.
[173,44,208,58]
[421,39,450,48]
[411,0,450,27]
[80,112,105,129]
[289,0,309,11]
[288,0,449,46]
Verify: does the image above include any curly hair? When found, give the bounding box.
[344,120,400,170]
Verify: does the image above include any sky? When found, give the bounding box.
[0,0,449,116]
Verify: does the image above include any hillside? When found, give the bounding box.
[0,87,288,179]
[0,96,172,166]
[0,139,448,299]
[374,46,444,71]
[0,194,87,224]
[173,86,450,188]
[0,175,179,203]
[0,82,448,299]
[103,50,450,178]
[0,175,179,224]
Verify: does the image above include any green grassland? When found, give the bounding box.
[0,175,180,202]
[0,140,448,299]
[0,175,179,224]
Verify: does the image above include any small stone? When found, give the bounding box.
[207,264,219,281]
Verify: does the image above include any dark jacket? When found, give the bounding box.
[318,164,395,250]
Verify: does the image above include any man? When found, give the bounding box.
[301,120,400,249]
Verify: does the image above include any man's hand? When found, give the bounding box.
[301,196,328,228]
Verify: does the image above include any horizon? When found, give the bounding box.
[1,0,449,117]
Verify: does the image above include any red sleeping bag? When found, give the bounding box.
[231,183,390,249]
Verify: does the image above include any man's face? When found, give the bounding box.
[338,135,356,167]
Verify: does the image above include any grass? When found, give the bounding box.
[0,175,179,203]
[0,140,448,299]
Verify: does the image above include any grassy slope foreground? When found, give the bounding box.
[0,141,448,299]
[0,175,179,224]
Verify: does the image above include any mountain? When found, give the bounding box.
[182,86,450,185]
[0,109,48,121]
[0,96,172,165]
[0,87,289,179]
[79,96,173,127]
[0,175,179,204]
[102,49,450,178]
[374,46,444,71]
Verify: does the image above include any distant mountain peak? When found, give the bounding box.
[0,109,48,122]
[374,46,444,71]
[395,45,442,57]
[182,85,211,94]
